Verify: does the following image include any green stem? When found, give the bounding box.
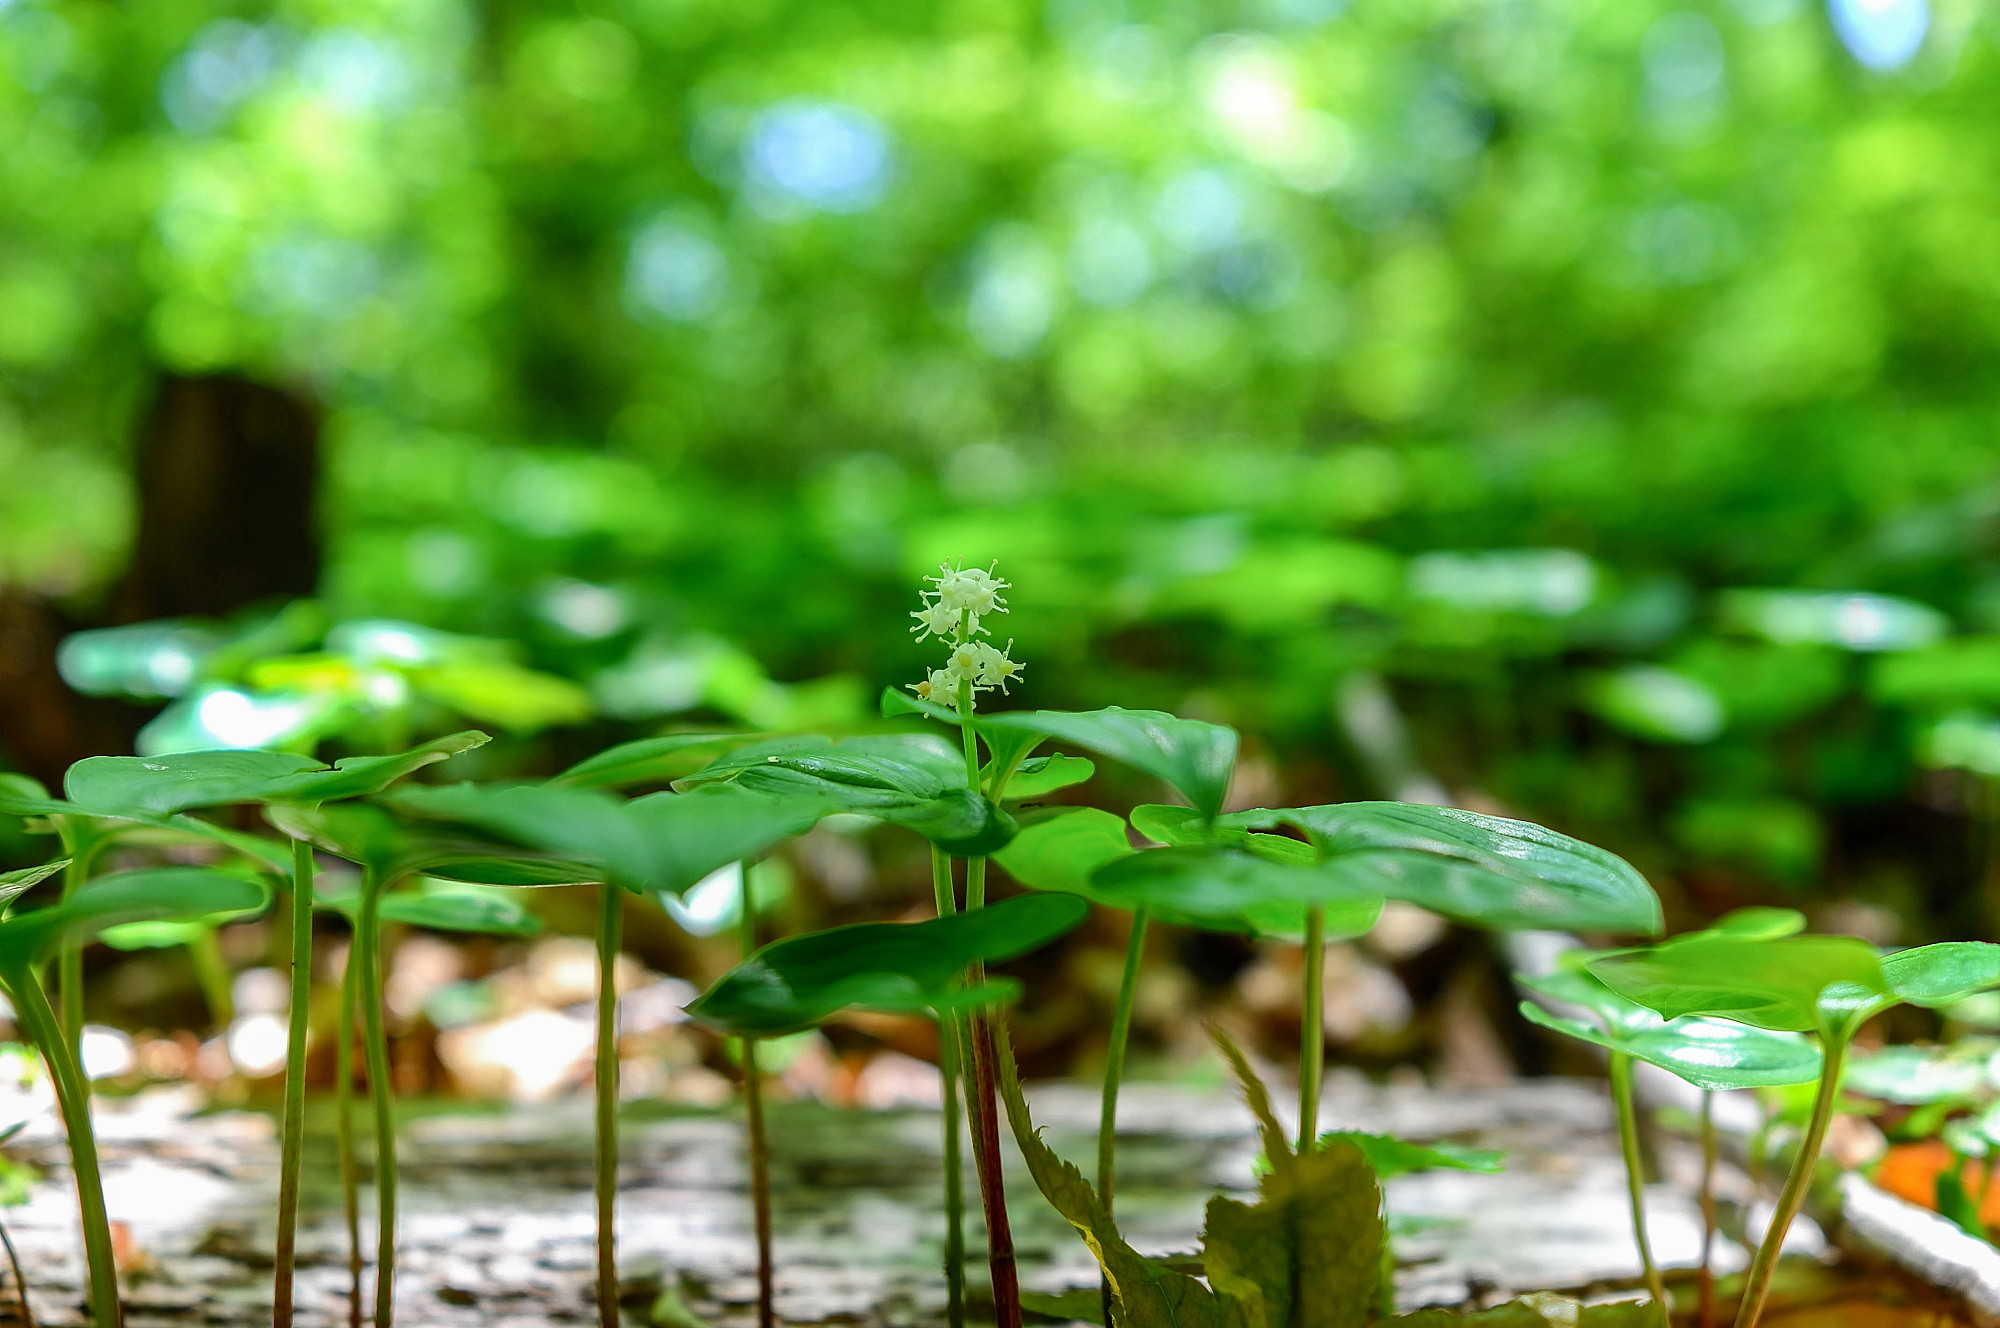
[1699,1091,1717,1328]
[274,837,314,1328]
[1732,1037,1848,1328]
[0,1208,35,1328]
[336,933,361,1328]
[1097,909,1148,1328]
[10,970,120,1328]
[55,830,101,1062]
[186,926,234,1031]
[597,883,623,1328]
[1610,1053,1668,1323]
[1298,905,1325,1154]
[739,867,775,1328]
[356,872,398,1328]
[930,847,965,1328]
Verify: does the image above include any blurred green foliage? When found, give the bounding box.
[6,0,2000,921]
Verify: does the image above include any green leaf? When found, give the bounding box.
[680,734,1011,855]
[380,886,542,936]
[1320,1131,1507,1180]
[1226,803,1661,935]
[685,893,1088,1037]
[1700,906,1808,940]
[1001,755,1095,800]
[1845,1044,1990,1105]
[0,867,269,970]
[1881,942,2000,1008]
[552,733,755,789]
[1517,997,1821,1091]
[1204,1142,1383,1328]
[1090,846,1384,938]
[993,808,1134,898]
[1938,1168,1986,1238]
[63,731,490,815]
[981,708,1239,822]
[880,685,971,728]
[1390,1294,1658,1326]
[1208,1022,1293,1169]
[1586,934,1893,1039]
[0,773,82,818]
[0,860,67,911]
[393,781,828,896]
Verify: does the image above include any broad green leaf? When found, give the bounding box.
[99,884,268,950]
[266,802,417,877]
[1000,754,1095,800]
[552,733,754,789]
[0,774,79,818]
[880,684,970,728]
[685,893,1088,1037]
[0,868,269,970]
[1517,998,1822,1091]
[1131,803,1207,846]
[64,731,488,815]
[1700,906,1807,940]
[1226,803,1661,935]
[993,808,1133,897]
[1845,1044,1990,1105]
[1090,847,1384,938]
[393,781,828,896]
[1587,934,1893,1038]
[1881,942,2000,1008]
[1321,1131,1507,1180]
[422,855,602,887]
[980,708,1238,822]
[0,860,66,911]
[680,734,1011,855]
[317,885,542,936]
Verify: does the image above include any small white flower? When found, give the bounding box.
[910,599,958,642]
[946,641,982,678]
[911,667,960,704]
[970,640,1024,693]
[929,561,1009,619]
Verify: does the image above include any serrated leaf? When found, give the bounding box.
[686,894,1087,1037]
[0,868,269,970]
[994,808,1134,898]
[1226,803,1660,935]
[1204,1141,1382,1328]
[1391,1294,1657,1326]
[1321,1132,1507,1180]
[1207,1022,1293,1170]
[553,733,755,789]
[981,708,1238,822]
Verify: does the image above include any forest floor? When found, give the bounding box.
[0,1073,1832,1326]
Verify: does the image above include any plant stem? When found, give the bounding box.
[1298,904,1325,1154]
[596,883,623,1328]
[10,971,120,1328]
[1699,1090,1717,1328]
[186,926,234,1031]
[355,872,399,1328]
[1610,1053,1668,1323]
[1732,1037,1849,1328]
[1096,909,1148,1328]
[335,934,361,1328]
[55,831,100,1061]
[0,1209,35,1328]
[930,847,966,1328]
[274,837,315,1328]
[738,867,775,1328]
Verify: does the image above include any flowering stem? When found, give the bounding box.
[930,847,966,1328]
[1298,904,1325,1154]
[1097,909,1148,1328]
[740,865,776,1328]
[1610,1052,1668,1324]
[274,836,315,1328]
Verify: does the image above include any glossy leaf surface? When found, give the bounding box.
[679,733,1010,854]
[686,892,1087,1037]
[0,860,66,911]
[552,733,753,789]
[1227,803,1660,935]
[64,731,488,814]
[1090,846,1383,938]
[992,808,1133,898]
[1001,754,1096,800]
[1586,934,1892,1037]
[1517,991,1822,1092]
[1880,942,2000,1008]
[0,868,269,970]
[981,707,1238,821]
[393,780,828,896]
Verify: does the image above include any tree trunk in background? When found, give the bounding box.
[0,372,322,784]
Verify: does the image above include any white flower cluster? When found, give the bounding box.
[910,561,1023,707]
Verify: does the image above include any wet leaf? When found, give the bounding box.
[0,868,269,971]
[686,893,1087,1037]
